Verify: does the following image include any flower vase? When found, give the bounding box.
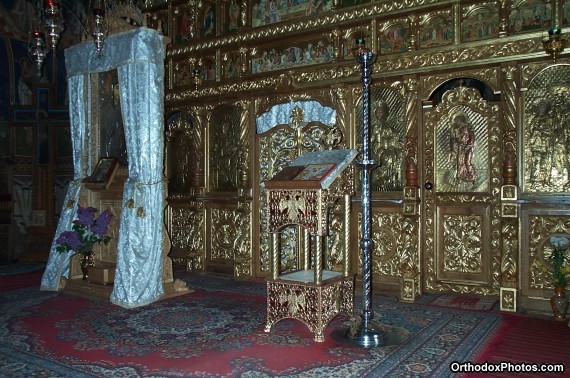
[550,286,569,321]
[78,251,95,280]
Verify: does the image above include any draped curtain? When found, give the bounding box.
[112,61,165,307]
[40,75,88,291]
[40,28,166,308]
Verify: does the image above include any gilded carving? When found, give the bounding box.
[355,85,405,192]
[501,218,518,283]
[378,39,542,74]
[501,203,518,218]
[187,210,205,270]
[420,69,500,99]
[234,200,253,277]
[520,61,552,88]
[188,107,206,188]
[238,101,251,188]
[211,209,239,261]
[523,64,570,193]
[501,65,518,163]
[210,104,240,191]
[266,277,353,342]
[168,0,441,60]
[442,214,483,273]
[168,207,193,249]
[325,202,345,271]
[257,101,344,274]
[403,78,419,170]
[500,287,517,311]
[358,211,412,277]
[165,112,194,192]
[528,215,570,290]
[329,86,348,140]
[268,189,326,235]
[424,80,501,295]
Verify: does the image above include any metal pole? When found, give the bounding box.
[345,39,383,348]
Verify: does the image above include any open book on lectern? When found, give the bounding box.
[265,149,358,190]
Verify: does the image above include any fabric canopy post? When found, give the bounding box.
[111,60,165,307]
[41,75,89,291]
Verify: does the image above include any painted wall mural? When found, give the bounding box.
[251,0,333,28]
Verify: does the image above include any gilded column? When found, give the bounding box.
[403,77,419,215]
[499,64,519,312]
[401,76,421,301]
[235,100,253,277]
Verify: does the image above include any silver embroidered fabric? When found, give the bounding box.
[41,28,166,308]
[40,75,88,291]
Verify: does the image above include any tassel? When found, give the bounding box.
[126,198,135,208]
[137,206,146,218]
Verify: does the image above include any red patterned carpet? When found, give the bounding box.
[0,269,504,377]
[2,266,568,377]
[427,293,498,311]
[462,313,570,378]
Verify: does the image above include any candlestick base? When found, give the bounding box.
[343,318,385,348]
[334,317,410,349]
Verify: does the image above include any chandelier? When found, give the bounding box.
[28,0,113,72]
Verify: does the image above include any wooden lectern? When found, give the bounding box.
[264,149,357,342]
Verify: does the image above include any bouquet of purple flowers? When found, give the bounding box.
[55,206,114,255]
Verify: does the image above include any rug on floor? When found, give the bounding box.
[427,293,498,311]
[463,313,570,378]
[0,281,501,377]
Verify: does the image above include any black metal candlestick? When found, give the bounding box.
[345,40,383,348]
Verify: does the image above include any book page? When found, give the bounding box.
[293,163,336,181]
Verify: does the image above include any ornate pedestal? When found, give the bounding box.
[264,150,356,342]
[266,272,353,342]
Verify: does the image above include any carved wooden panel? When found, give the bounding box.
[520,205,570,311]
[522,64,570,194]
[423,82,502,295]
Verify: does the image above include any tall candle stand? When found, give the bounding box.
[344,39,384,348]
